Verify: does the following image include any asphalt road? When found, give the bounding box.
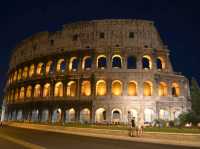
[0,126,198,149]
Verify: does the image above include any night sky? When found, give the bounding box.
[0,0,200,103]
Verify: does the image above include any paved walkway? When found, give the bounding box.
[6,122,200,148]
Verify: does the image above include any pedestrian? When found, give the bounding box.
[136,118,144,137]
[129,117,136,137]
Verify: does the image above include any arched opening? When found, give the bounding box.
[97,55,107,69]
[144,109,154,123]
[65,108,75,122]
[159,82,168,96]
[26,86,32,98]
[143,81,153,96]
[54,82,63,97]
[142,55,152,69]
[172,82,180,97]
[95,108,106,123]
[174,110,181,119]
[69,57,78,71]
[36,62,45,75]
[96,80,106,96]
[112,55,122,68]
[43,83,51,97]
[13,71,18,81]
[67,81,76,97]
[82,56,92,70]
[127,56,137,69]
[17,110,23,121]
[41,109,49,122]
[17,69,22,80]
[80,108,90,123]
[46,61,54,74]
[22,67,28,79]
[34,84,41,97]
[112,109,121,123]
[56,59,65,72]
[15,89,19,100]
[156,57,165,70]
[52,108,61,123]
[29,64,35,77]
[81,81,91,96]
[31,109,39,122]
[128,109,138,122]
[112,80,122,96]
[19,87,25,99]
[128,81,137,96]
[12,110,17,121]
[159,109,170,120]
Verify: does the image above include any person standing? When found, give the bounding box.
[130,117,136,137]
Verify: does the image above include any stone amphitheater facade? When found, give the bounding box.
[3,19,191,124]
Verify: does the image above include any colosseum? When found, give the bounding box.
[3,19,191,124]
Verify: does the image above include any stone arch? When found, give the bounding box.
[17,110,23,121]
[111,108,122,123]
[69,57,78,71]
[65,108,76,122]
[143,81,153,96]
[142,55,152,69]
[96,80,107,96]
[13,71,17,81]
[144,108,155,123]
[95,108,106,123]
[172,82,180,97]
[31,109,39,122]
[54,82,63,97]
[97,55,107,69]
[14,88,19,100]
[29,64,35,77]
[82,56,92,70]
[41,109,49,122]
[17,69,22,80]
[52,108,62,123]
[128,81,137,96]
[159,82,168,96]
[22,67,28,79]
[112,80,122,96]
[156,57,165,70]
[67,81,76,97]
[56,59,65,72]
[36,62,45,75]
[43,83,51,97]
[26,86,32,98]
[46,60,54,74]
[81,80,91,96]
[127,56,137,69]
[34,84,41,97]
[19,87,25,99]
[112,55,122,68]
[80,108,90,123]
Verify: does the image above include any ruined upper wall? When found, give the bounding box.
[9,19,166,70]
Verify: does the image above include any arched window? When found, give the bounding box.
[13,71,17,81]
[19,87,25,99]
[95,108,106,122]
[22,67,28,79]
[172,82,180,97]
[97,55,107,69]
[96,80,106,96]
[80,108,90,123]
[67,81,76,97]
[128,81,137,96]
[15,89,19,100]
[43,83,51,97]
[142,55,152,69]
[17,69,22,80]
[56,59,65,72]
[144,109,154,122]
[112,109,121,123]
[157,57,165,70]
[36,62,45,75]
[34,84,41,97]
[127,56,137,69]
[65,108,76,122]
[46,61,54,74]
[112,55,122,68]
[112,80,122,96]
[81,81,91,96]
[82,56,92,70]
[26,86,32,98]
[143,81,153,96]
[159,82,168,96]
[69,57,78,71]
[29,64,35,77]
[54,82,63,97]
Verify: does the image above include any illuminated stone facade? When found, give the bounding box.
[4,19,191,124]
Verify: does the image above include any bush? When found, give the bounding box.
[179,111,200,126]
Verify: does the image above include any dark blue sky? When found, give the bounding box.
[0,0,200,102]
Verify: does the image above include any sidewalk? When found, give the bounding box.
[6,122,200,148]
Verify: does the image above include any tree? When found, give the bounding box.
[190,78,200,115]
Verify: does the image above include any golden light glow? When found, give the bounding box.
[128,81,137,96]
[96,80,107,96]
[13,71,17,81]
[82,56,91,70]
[112,80,122,96]
[22,67,28,79]
[46,61,53,74]
[172,82,180,97]
[143,81,152,96]
[54,82,63,97]
[142,55,152,69]
[96,55,106,69]
[95,108,106,122]
[17,69,22,80]
[159,82,168,96]
[19,87,25,99]
[56,59,65,72]
[43,83,50,97]
[69,57,77,71]
[26,86,32,98]
[157,57,166,69]
[67,81,76,97]
[81,81,91,96]
[34,84,41,97]
[15,89,18,100]
[29,64,35,77]
[36,62,44,75]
